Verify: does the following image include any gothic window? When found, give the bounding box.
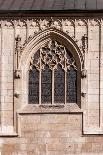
[29,40,77,104]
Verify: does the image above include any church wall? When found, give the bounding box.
[0,16,103,154]
[1,114,103,155]
[0,24,14,132]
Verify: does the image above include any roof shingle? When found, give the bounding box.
[0,0,103,11]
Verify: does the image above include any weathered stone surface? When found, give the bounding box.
[0,17,103,154]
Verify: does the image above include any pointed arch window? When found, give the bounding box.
[29,40,77,105]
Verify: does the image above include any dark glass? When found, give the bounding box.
[33,50,40,64]
[41,65,52,103]
[54,65,65,103]
[28,41,77,105]
[67,67,77,103]
[29,67,39,104]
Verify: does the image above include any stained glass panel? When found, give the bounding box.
[29,67,39,104]
[54,65,65,103]
[67,67,77,103]
[41,65,52,103]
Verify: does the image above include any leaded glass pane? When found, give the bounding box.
[29,67,39,104]
[67,67,77,103]
[41,65,52,103]
[54,65,65,103]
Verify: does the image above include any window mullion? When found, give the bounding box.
[65,70,66,105]
[64,47,67,105]
[39,70,41,105]
[52,69,54,105]
[39,49,42,105]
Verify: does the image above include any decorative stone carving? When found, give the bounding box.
[64,19,74,26]
[2,20,14,28]
[81,92,86,97]
[13,18,103,73]
[81,34,88,51]
[12,18,89,75]
[29,39,77,105]
[14,70,21,79]
[81,69,87,78]
[29,40,77,71]
[14,91,20,98]
[76,19,87,26]
[27,19,40,28]
[40,19,49,30]
[14,19,26,28]
[0,18,102,30]
[39,18,62,30]
[15,35,23,69]
[89,19,99,26]
[12,18,87,54]
[48,17,54,27]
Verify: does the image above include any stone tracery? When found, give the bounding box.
[29,40,77,71]
[12,18,89,72]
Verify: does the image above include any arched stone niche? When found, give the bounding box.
[14,27,87,136]
[16,28,83,104]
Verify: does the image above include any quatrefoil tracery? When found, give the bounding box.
[30,40,77,71]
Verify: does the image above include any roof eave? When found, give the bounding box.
[0,10,103,17]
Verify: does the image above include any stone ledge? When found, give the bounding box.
[0,132,18,137]
[83,128,103,135]
[17,104,82,114]
[0,126,18,137]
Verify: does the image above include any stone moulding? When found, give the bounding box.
[18,27,84,71]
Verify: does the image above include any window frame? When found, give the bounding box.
[28,40,81,107]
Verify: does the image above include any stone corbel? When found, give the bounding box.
[14,91,20,98]
[81,69,87,78]
[14,70,21,79]
[81,91,86,97]
[81,34,88,51]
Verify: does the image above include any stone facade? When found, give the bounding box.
[0,15,103,154]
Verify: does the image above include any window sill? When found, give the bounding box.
[0,132,18,137]
[83,127,103,135]
[18,103,82,114]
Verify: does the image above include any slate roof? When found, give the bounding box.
[0,0,103,11]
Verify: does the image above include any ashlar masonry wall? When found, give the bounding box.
[0,16,103,154]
